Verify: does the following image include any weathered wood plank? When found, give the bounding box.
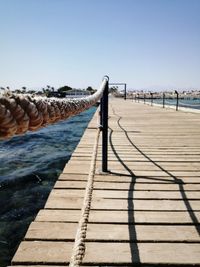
[48,188,200,200]
[93,181,200,190]
[86,224,200,241]
[92,190,200,199]
[91,198,200,211]
[55,180,200,190]
[94,174,200,183]
[83,242,200,265]
[48,189,85,198]
[58,173,88,181]
[89,210,200,224]
[36,209,81,222]
[45,197,83,209]
[25,222,77,240]
[63,163,90,174]
[55,180,87,189]
[12,241,73,264]
[95,170,200,176]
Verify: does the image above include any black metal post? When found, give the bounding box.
[163,93,165,108]
[109,83,127,100]
[124,84,127,100]
[135,94,136,102]
[101,78,109,172]
[175,90,179,111]
[144,93,146,104]
[100,97,103,126]
[150,92,153,106]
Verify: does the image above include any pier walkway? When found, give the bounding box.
[12,98,200,266]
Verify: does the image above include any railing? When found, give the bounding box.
[175,91,179,111]
[0,76,110,172]
[163,93,165,108]
[135,92,200,111]
[100,76,109,172]
[109,83,127,100]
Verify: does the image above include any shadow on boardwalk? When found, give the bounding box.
[109,108,200,264]
[112,113,200,236]
[109,128,140,264]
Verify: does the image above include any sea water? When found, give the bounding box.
[145,98,200,109]
[0,106,96,267]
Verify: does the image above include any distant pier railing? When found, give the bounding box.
[134,92,200,111]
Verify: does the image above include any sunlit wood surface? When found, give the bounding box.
[12,98,200,266]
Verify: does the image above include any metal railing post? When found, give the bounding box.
[163,93,165,108]
[101,77,109,172]
[144,93,146,104]
[175,90,179,111]
[150,92,153,106]
[124,84,127,100]
[100,97,103,126]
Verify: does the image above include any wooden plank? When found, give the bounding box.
[93,175,200,184]
[83,242,200,265]
[89,210,200,224]
[86,224,200,241]
[58,173,88,181]
[106,164,200,172]
[91,198,200,211]
[48,189,84,198]
[45,197,83,209]
[92,190,200,199]
[93,181,200,190]
[12,241,73,264]
[63,163,90,174]
[48,188,200,200]
[95,170,200,177]
[98,161,200,169]
[36,209,81,222]
[25,222,77,240]
[97,157,200,162]
[54,180,87,189]
[55,180,200,190]
[36,209,200,225]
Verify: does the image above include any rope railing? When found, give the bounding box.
[69,127,100,267]
[0,77,108,139]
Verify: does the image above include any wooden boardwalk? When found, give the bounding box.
[12,98,200,266]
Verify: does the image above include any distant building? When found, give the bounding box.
[65,89,91,98]
[47,89,91,98]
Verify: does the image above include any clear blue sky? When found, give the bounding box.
[0,0,200,91]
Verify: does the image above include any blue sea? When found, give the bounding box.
[0,107,96,267]
[145,98,200,109]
